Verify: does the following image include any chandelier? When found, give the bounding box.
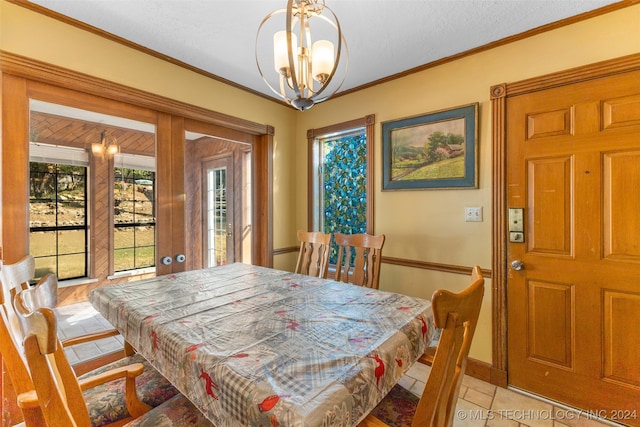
[256,0,347,110]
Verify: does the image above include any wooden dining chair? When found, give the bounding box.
[17,272,125,358]
[0,289,47,426]
[13,291,215,427]
[295,230,332,278]
[0,272,180,426]
[4,257,134,365]
[334,233,385,289]
[359,266,485,427]
[0,254,35,304]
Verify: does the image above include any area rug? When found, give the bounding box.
[368,384,419,427]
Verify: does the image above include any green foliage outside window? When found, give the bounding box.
[321,133,367,264]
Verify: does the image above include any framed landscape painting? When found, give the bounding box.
[382,103,478,190]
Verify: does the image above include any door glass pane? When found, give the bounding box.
[207,167,227,267]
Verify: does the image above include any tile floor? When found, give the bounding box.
[58,302,625,427]
[55,301,124,365]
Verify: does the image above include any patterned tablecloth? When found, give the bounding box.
[90,263,433,427]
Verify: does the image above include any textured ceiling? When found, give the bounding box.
[29,0,621,104]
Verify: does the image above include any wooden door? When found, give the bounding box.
[507,70,640,424]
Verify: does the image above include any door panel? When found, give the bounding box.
[527,157,572,254]
[604,151,640,260]
[603,290,640,388]
[526,279,573,368]
[507,70,640,424]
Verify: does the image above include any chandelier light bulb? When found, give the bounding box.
[312,40,334,83]
[274,31,296,76]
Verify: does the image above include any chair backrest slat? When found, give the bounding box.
[334,233,385,289]
[295,230,332,278]
[1,255,35,306]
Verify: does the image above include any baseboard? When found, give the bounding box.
[418,347,507,388]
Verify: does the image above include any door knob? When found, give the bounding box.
[511,260,524,271]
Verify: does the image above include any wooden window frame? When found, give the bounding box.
[306,114,375,234]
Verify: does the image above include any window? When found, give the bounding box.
[29,144,89,280]
[29,99,157,283]
[113,154,156,273]
[307,115,375,262]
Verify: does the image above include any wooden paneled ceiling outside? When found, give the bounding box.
[30,112,155,157]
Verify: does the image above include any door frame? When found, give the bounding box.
[0,51,274,270]
[490,52,640,387]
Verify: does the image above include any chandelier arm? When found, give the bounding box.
[286,0,303,100]
[255,8,294,100]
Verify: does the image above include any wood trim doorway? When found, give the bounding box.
[0,51,274,268]
[490,52,640,387]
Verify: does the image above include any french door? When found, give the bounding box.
[1,71,272,286]
[182,119,254,271]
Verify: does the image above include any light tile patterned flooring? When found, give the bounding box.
[401,363,624,427]
[58,302,625,427]
[55,302,124,365]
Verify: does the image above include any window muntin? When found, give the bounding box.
[30,160,88,280]
[114,159,156,273]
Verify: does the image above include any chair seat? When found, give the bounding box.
[80,353,180,427]
[368,384,419,427]
[125,394,214,427]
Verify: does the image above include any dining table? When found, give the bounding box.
[89,263,434,427]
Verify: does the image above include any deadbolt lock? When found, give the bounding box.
[508,208,524,243]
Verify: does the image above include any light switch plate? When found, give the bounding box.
[465,207,483,222]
